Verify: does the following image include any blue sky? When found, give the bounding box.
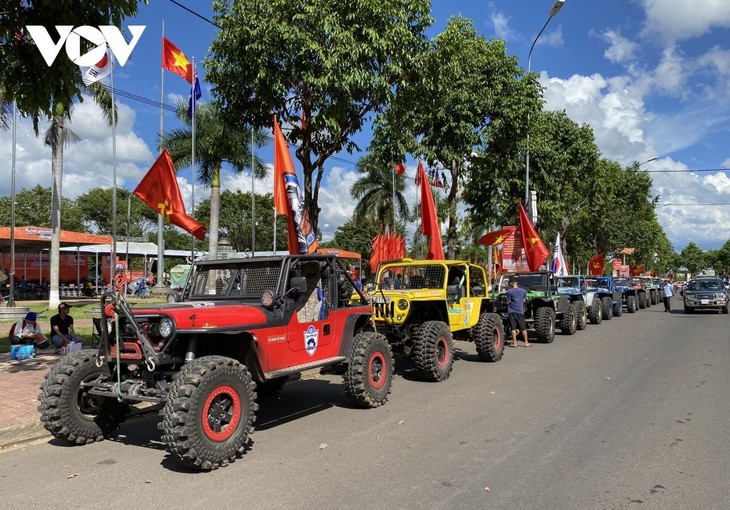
[3,0,730,252]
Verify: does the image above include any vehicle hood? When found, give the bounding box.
[130,301,268,329]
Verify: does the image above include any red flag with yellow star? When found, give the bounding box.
[478,226,517,246]
[162,37,193,83]
[589,253,604,276]
[518,202,549,271]
[134,149,206,240]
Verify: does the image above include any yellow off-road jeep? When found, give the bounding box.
[369,258,504,381]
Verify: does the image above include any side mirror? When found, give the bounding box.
[290,276,307,294]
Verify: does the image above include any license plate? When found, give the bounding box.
[372,296,391,304]
[701,299,709,304]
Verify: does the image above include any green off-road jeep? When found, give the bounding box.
[369,258,505,382]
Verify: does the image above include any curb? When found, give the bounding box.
[0,420,49,450]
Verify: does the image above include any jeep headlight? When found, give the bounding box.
[159,317,174,339]
[397,299,408,310]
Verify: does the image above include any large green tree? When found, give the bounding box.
[678,242,706,275]
[160,101,267,262]
[372,16,540,258]
[206,0,433,233]
[0,185,84,231]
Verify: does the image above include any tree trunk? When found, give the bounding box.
[446,161,460,260]
[207,166,221,261]
[49,115,63,308]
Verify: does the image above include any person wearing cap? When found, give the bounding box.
[50,302,82,353]
[10,312,49,349]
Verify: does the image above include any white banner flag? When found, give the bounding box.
[79,47,114,85]
[552,232,569,276]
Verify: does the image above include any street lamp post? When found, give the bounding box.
[525,0,566,223]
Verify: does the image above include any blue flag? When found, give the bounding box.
[187,76,201,120]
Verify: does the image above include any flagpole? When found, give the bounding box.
[273,205,277,255]
[9,100,17,306]
[156,20,166,288]
[251,129,255,256]
[391,165,396,235]
[110,53,119,289]
[190,58,197,260]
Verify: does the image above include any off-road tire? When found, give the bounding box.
[560,304,577,335]
[255,377,288,398]
[651,290,659,305]
[344,331,394,407]
[160,356,257,470]
[588,299,603,324]
[601,296,613,321]
[613,299,623,317]
[413,321,454,381]
[575,300,588,330]
[534,307,556,343]
[626,295,637,313]
[638,293,647,309]
[38,349,130,444]
[471,312,505,362]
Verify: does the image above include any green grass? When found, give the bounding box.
[1,300,165,353]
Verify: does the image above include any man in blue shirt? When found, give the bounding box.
[506,277,531,347]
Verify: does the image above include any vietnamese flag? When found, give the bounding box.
[518,202,549,271]
[394,163,406,176]
[418,163,444,260]
[273,116,318,254]
[133,149,206,240]
[589,253,604,276]
[162,37,193,83]
[478,227,517,247]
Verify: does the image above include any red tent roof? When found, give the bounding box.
[0,226,112,249]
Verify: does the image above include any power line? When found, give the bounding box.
[166,0,220,28]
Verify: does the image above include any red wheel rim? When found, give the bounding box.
[493,325,502,349]
[368,351,387,389]
[202,385,241,441]
[436,336,449,366]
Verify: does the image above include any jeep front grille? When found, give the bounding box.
[373,301,395,320]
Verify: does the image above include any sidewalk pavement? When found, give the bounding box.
[0,351,59,448]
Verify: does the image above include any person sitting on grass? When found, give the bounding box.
[10,312,50,350]
[50,302,83,354]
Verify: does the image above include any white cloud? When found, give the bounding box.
[640,0,730,42]
[601,30,638,65]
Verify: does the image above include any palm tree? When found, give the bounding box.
[44,84,116,307]
[350,154,410,234]
[160,101,267,261]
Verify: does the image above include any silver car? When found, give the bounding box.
[683,277,729,314]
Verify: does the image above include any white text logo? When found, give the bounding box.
[26,25,145,67]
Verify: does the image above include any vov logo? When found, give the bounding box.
[26,25,145,67]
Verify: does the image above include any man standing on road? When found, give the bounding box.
[506,277,531,348]
[662,280,673,312]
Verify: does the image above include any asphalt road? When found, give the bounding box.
[1,301,728,510]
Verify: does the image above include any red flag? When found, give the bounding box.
[394,163,406,176]
[133,149,206,240]
[588,253,604,276]
[162,37,193,83]
[371,233,405,273]
[478,227,517,247]
[419,163,444,260]
[414,162,424,186]
[518,202,549,271]
[273,116,318,254]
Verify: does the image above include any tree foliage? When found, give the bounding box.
[206,0,432,232]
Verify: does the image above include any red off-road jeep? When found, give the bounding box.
[39,255,393,470]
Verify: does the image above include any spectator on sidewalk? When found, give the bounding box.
[10,312,50,349]
[50,302,82,354]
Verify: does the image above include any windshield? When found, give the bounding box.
[614,278,631,286]
[501,273,548,293]
[378,264,445,290]
[687,279,724,291]
[556,276,580,292]
[592,278,610,290]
